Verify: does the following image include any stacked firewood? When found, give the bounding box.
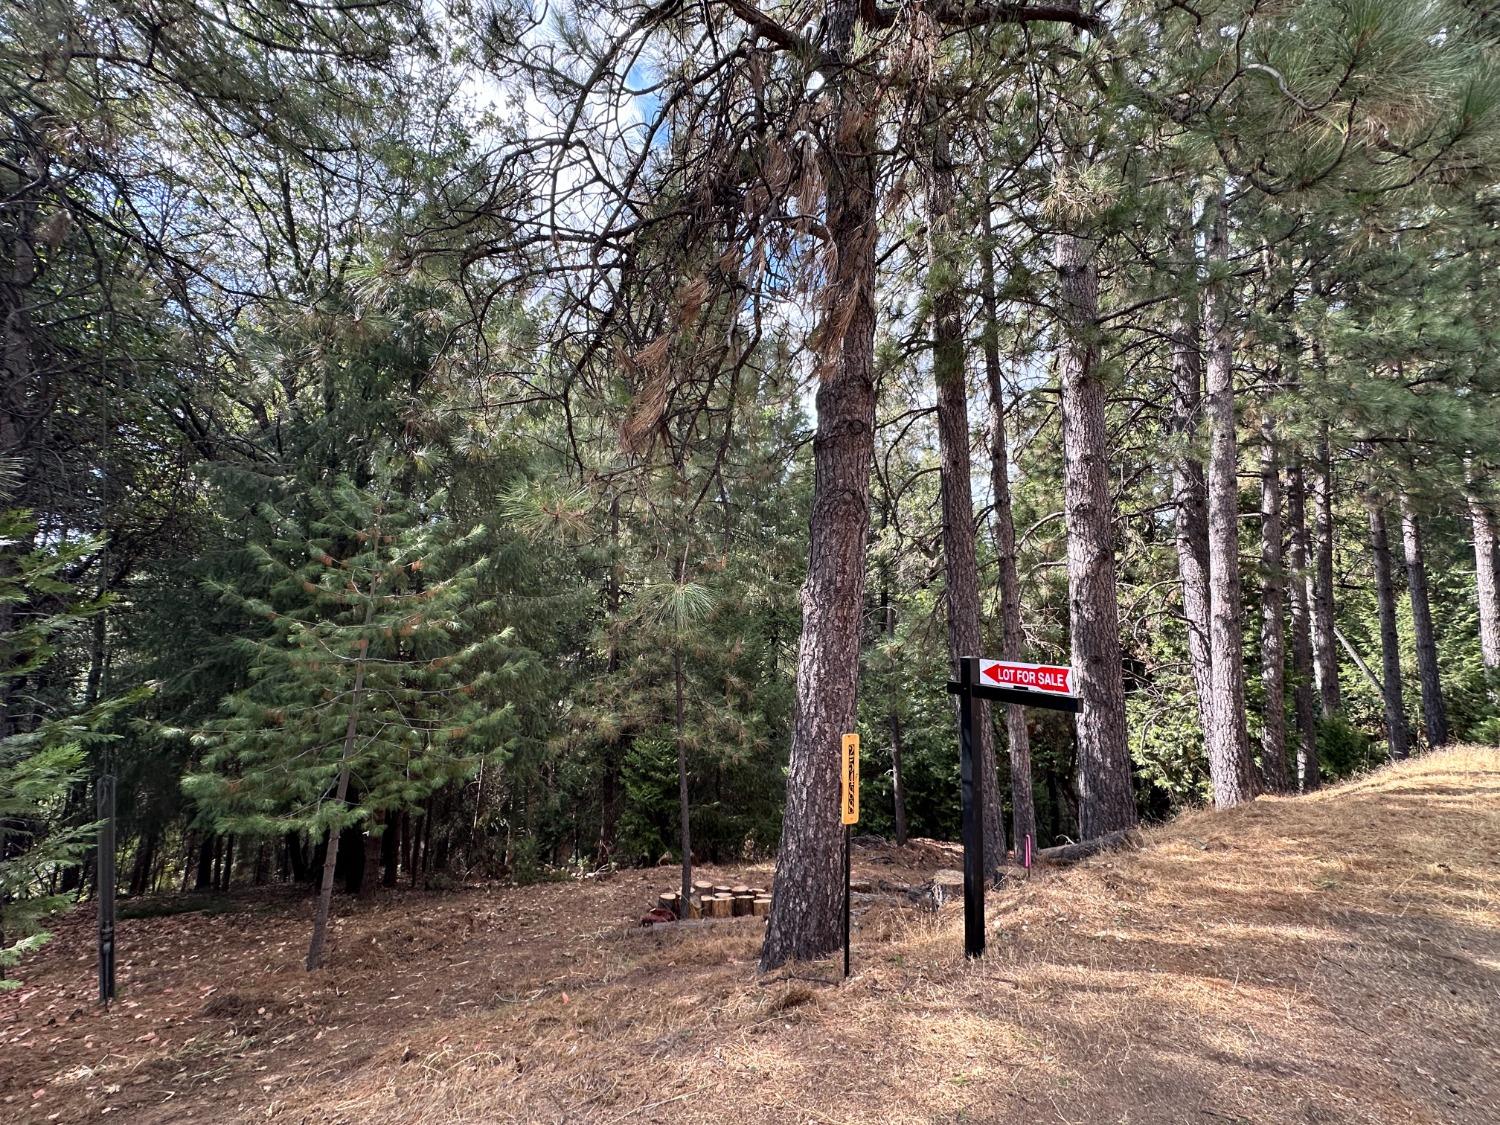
[640,880,771,926]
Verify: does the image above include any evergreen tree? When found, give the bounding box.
[185,469,538,968]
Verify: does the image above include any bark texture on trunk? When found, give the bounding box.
[1466,479,1500,677]
[980,253,1034,854]
[760,5,878,969]
[1311,434,1341,715]
[1258,415,1289,793]
[1287,463,1320,791]
[927,114,1004,870]
[1399,497,1447,748]
[359,829,381,896]
[1169,206,1214,743]
[194,835,214,892]
[1202,190,1255,807]
[129,831,157,897]
[381,814,399,887]
[1368,502,1411,761]
[1054,229,1136,839]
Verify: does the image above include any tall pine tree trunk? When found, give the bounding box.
[1258,415,1289,792]
[760,3,878,969]
[1311,433,1342,715]
[1054,228,1136,839]
[674,646,692,911]
[928,112,1004,871]
[878,498,908,846]
[1287,463,1321,790]
[598,495,625,859]
[1169,211,1214,744]
[1367,502,1411,761]
[980,208,1034,855]
[1202,187,1255,806]
[1399,496,1447,748]
[1466,476,1500,679]
[882,583,909,847]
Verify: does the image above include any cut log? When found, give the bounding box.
[730,884,751,896]
[686,896,702,920]
[731,895,754,917]
[1036,828,1141,866]
[703,894,733,919]
[712,884,733,895]
[657,891,680,916]
[692,880,716,896]
[749,886,767,896]
[751,896,771,917]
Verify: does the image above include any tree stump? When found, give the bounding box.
[658,891,680,916]
[712,884,733,895]
[910,868,966,912]
[692,880,716,897]
[704,894,733,919]
[751,896,772,917]
[731,894,754,917]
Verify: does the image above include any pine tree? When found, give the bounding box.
[186,471,534,968]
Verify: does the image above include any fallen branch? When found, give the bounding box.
[1035,828,1142,866]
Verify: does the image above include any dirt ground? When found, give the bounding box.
[4,746,1498,1125]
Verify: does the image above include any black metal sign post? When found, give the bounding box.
[948,656,1080,961]
[957,657,985,958]
[96,771,116,1005]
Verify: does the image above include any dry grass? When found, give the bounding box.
[4,748,1498,1124]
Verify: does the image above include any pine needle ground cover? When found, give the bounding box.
[3,748,1496,1124]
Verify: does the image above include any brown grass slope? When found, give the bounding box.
[4,747,1498,1124]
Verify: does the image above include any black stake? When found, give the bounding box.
[96,772,116,1005]
[958,656,985,959]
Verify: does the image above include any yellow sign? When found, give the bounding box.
[840,733,860,825]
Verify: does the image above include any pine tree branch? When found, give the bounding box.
[862,0,1100,32]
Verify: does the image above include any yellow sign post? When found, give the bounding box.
[839,732,859,978]
[840,733,860,825]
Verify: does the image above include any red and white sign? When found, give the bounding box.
[978,659,1075,698]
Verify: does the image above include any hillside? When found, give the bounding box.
[4,747,1498,1125]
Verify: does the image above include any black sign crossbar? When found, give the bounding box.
[945,679,1082,713]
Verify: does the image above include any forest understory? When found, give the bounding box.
[3,747,1495,1125]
